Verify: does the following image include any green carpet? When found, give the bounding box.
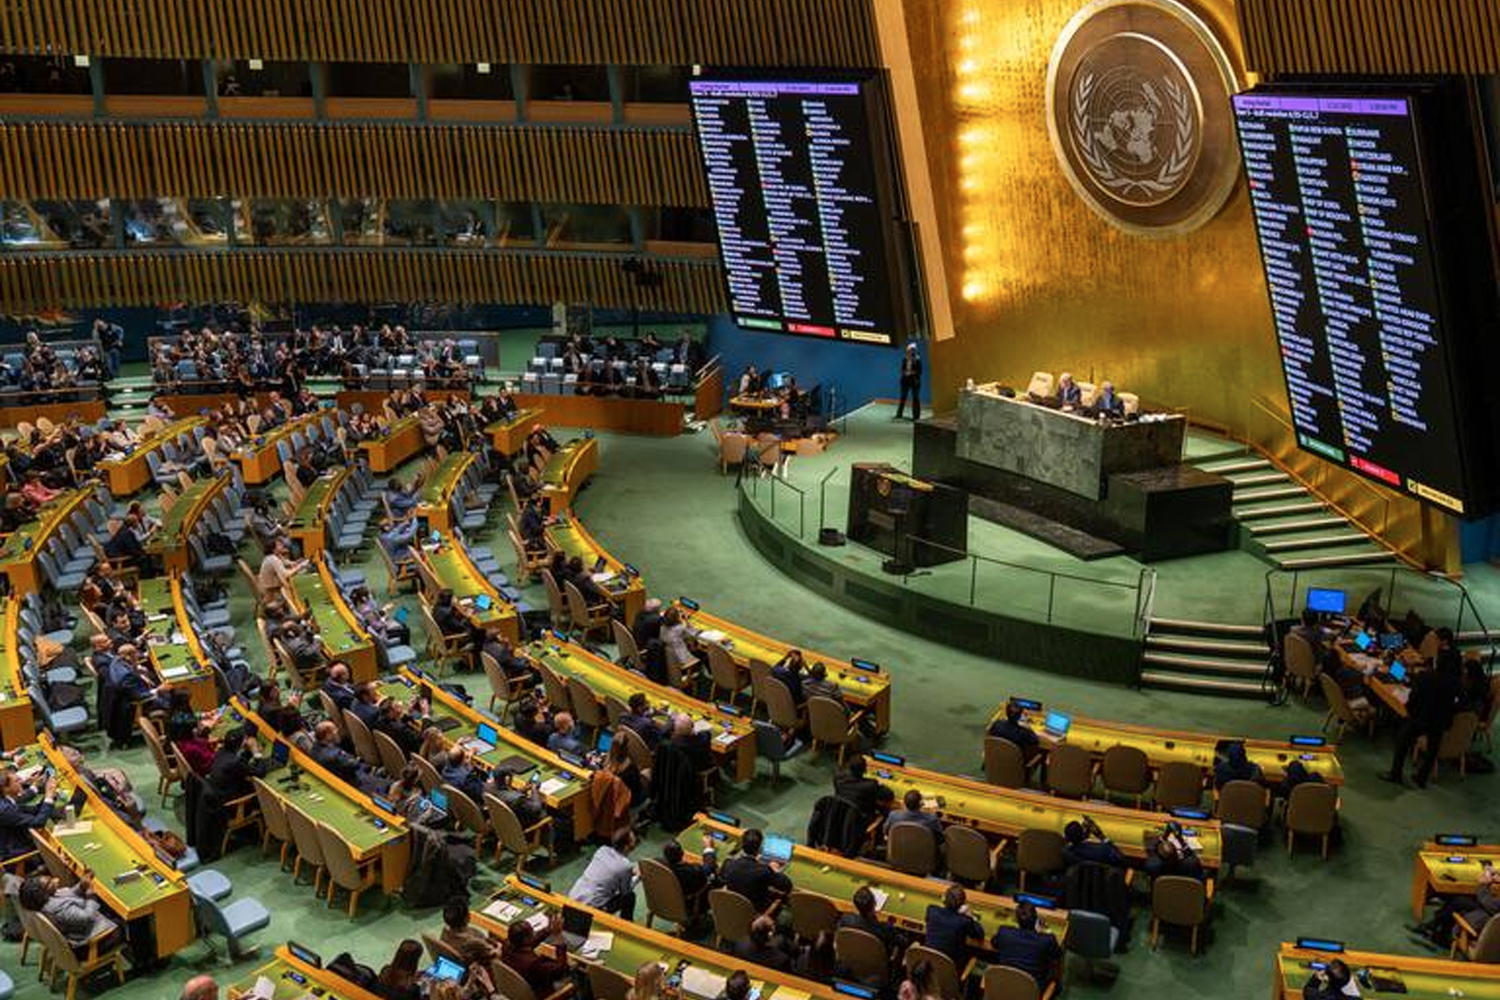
[5,405,1497,1000]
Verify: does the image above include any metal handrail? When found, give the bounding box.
[1134,567,1159,639]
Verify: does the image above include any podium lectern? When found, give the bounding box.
[847,463,968,571]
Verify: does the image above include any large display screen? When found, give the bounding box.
[688,73,911,346]
[1233,90,1477,515]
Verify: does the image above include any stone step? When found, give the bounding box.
[1246,516,1350,537]
[1227,470,1291,488]
[1138,670,1267,697]
[1197,457,1272,475]
[1145,634,1269,657]
[1279,550,1400,571]
[1234,500,1327,521]
[1261,532,1371,554]
[1233,485,1308,504]
[1148,617,1265,638]
[1139,652,1268,677]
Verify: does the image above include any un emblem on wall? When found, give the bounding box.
[1047,0,1241,236]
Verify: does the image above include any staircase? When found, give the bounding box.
[1195,454,1399,572]
[1139,616,1271,697]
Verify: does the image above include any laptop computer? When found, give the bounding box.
[1380,632,1407,652]
[475,722,499,749]
[1389,662,1408,684]
[592,555,608,574]
[393,606,409,625]
[429,788,449,812]
[761,834,794,864]
[560,904,594,950]
[1043,711,1072,739]
[1353,632,1373,653]
[493,755,537,778]
[474,593,493,612]
[426,956,466,983]
[595,730,613,754]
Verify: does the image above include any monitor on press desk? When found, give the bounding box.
[475,722,499,747]
[762,834,795,863]
[1044,711,1072,738]
[1306,588,1346,615]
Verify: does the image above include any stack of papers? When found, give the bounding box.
[525,912,551,934]
[681,968,727,999]
[868,887,889,911]
[482,899,522,923]
[53,820,93,837]
[580,931,614,958]
[246,975,276,1000]
[160,666,193,680]
[692,720,713,735]
[697,630,726,644]
[713,731,737,745]
[539,777,570,796]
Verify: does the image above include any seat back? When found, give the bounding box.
[1471,914,1500,962]
[252,778,292,845]
[1026,371,1055,398]
[1017,828,1065,878]
[1283,632,1318,681]
[285,803,327,871]
[373,729,409,778]
[410,754,441,793]
[1216,779,1268,828]
[1062,908,1114,961]
[442,784,488,837]
[783,889,839,941]
[708,888,756,944]
[342,709,382,767]
[30,912,88,974]
[566,675,606,731]
[484,792,529,852]
[763,676,800,730]
[422,933,466,964]
[536,660,572,713]
[1155,761,1205,812]
[981,964,1040,1000]
[887,822,939,876]
[315,822,364,891]
[807,696,852,746]
[1046,744,1094,797]
[720,434,749,468]
[564,580,597,628]
[1101,744,1150,796]
[945,823,995,884]
[586,963,632,1000]
[140,717,179,783]
[983,737,1026,788]
[1318,673,1358,726]
[834,926,890,984]
[1152,875,1206,926]
[540,570,567,626]
[611,620,642,669]
[481,651,519,709]
[707,642,742,694]
[905,944,963,999]
[1437,711,1480,762]
[1285,782,1337,836]
[489,961,539,1000]
[617,725,654,773]
[639,857,691,925]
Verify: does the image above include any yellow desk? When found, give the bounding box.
[225,698,411,893]
[1410,841,1500,920]
[287,468,350,559]
[679,814,1068,940]
[478,877,847,1000]
[0,599,34,750]
[540,437,598,515]
[26,736,195,958]
[487,407,545,456]
[731,394,782,413]
[381,668,594,841]
[139,575,218,712]
[230,944,389,1000]
[545,513,646,627]
[98,417,206,496]
[0,488,92,595]
[526,637,757,782]
[148,472,229,574]
[360,416,425,473]
[997,705,1344,786]
[417,535,520,643]
[234,411,329,486]
[289,561,378,682]
[1274,942,1500,999]
[867,757,1223,870]
[417,451,476,532]
[678,600,892,734]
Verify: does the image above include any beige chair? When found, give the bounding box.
[946,823,999,887]
[29,911,126,1000]
[410,754,442,793]
[485,791,554,873]
[807,695,862,765]
[1076,381,1098,408]
[1100,744,1151,806]
[343,709,382,768]
[707,642,747,704]
[251,777,294,869]
[442,784,492,855]
[1016,828,1065,892]
[981,964,1042,1000]
[422,932,466,965]
[140,717,184,804]
[719,433,749,474]
[1320,673,1374,739]
[482,650,529,720]
[285,803,328,894]
[318,691,349,740]
[374,729,409,779]
[1119,392,1140,416]
[1215,779,1269,830]
[762,675,804,734]
[640,857,696,935]
[586,963,633,1000]
[616,724,655,776]
[788,889,840,942]
[603,694,629,727]
[1418,629,1442,661]
[1155,761,1206,813]
[708,888,757,948]
[566,675,607,734]
[754,438,783,477]
[565,579,611,639]
[1452,909,1500,962]
[746,658,775,717]
[611,619,643,671]
[1046,744,1095,798]
[239,558,270,606]
[1026,371,1055,399]
[984,736,1027,788]
[536,660,573,714]
[834,926,891,986]
[316,821,380,918]
[887,822,939,877]
[509,528,548,582]
[1283,632,1319,700]
[1150,875,1208,954]
[1285,782,1338,858]
[540,569,569,629]
[420,601,470,672]
[1423,711,1480,780]
[905,944,966,999]
[489,959,570,1000]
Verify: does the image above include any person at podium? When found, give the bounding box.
[1055,372,1082,411]
[1090,381,1125,419]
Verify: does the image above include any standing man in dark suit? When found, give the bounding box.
[895,343,923,421]
[1384,636,1463,788]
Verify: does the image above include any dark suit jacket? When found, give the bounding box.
[837,911,901,955]
[311,741,362,784]
[924,905,984,967]
[205,749,268,802]
[733,939,791,972]
[771,665,804,703]
[720,854,792,910]
[0,790,58,860]
[989,927,1061,985]
[670,857,717,898]
[1409,667,1462,730]
[987,718,1040,756]
[833,773,887,822]
[322,680,356,712]
[900,354,923,383]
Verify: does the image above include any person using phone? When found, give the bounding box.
[1302,958,1359,999]
[0,767,62,862]
[17,871,122,952]
[1412,862,1500,948]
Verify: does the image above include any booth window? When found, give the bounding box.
[212,60,311,98]
[427,63,514,101]
[384,201,438,246]
[525,64,610,102]
[0,55,93,94]
[325,61,411,98]
[620,66,691,103]
[540,203,633,246]
[102,58,204,95]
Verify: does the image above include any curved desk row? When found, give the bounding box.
[539,436,598,515]
[98,416,206,496]
[376,667,595,841]
[544,513,647,627]
[288,467,352,558]
[417,451,478,532]
[140,574,219,712]
[1411,839,1500,920]
[997,704,1345,786]
[415,535,521,644]
[233,409,339,486]
[286,559,379,682]
[1275,941,1500,999]
[487,406,546,456]
[148,471,231,574]
[526,635,758,782]
[0,487,95,595]
[359,415,424,473]
[230,944,388,1000]
[13,735,194,959]
[0,599,31,749]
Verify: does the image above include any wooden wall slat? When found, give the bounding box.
[1240,0,1500,74]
